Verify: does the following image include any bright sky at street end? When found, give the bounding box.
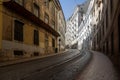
[59,0,87,20]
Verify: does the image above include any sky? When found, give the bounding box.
[59,0,87,20]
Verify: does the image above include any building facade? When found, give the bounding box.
[57,10,66,51]
[78,0,99,50]
[65,5,83,48]
[91,0,120,68]
[0,0,63,61]
[65,20,72,48]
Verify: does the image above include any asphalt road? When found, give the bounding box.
[0,49,92,80]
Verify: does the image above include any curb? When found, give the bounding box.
[0,50,68,67]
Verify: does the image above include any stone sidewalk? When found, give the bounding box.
[75,51,119,80]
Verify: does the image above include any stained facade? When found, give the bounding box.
[57,10,66,51]
[0,0,65,61]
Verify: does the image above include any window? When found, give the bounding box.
[106,41,109,54]
[97,33,99,44]
[99,11,101,21]
[98,0,101,7]
[45,33,49,51]
[118,15,120,52]
[44,13,49,24]
[34,30,39,45]
[52,38,55,47]
[14,0,24,6]
[34,52,39,56]
[111,32,114,55]
[106,9,108,29]
[33,3,39,17]
[102,22,104,35]
[45,0,49,8]
[103,45,105,53]
[93,25,96,33]
[110,0,113,14]
[93,41,95,49]
[99,28,101,41]
[14,50,23,56]
[51,20,55,29]
[52,5,55,16]
[14,20,24,42]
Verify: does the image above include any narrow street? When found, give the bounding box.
[0,0,120,80]
[0,50,91,80]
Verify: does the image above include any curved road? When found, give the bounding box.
[0,49,92,80]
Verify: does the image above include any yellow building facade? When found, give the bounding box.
[0,0,61,61]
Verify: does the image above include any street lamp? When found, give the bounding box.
[59,38,61,51]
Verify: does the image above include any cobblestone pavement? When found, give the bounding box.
[0,49,90,80]
[75,51,118,80]
[50,51,91,80]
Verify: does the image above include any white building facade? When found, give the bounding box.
[65,5,84,48]
[78,0,95,50]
